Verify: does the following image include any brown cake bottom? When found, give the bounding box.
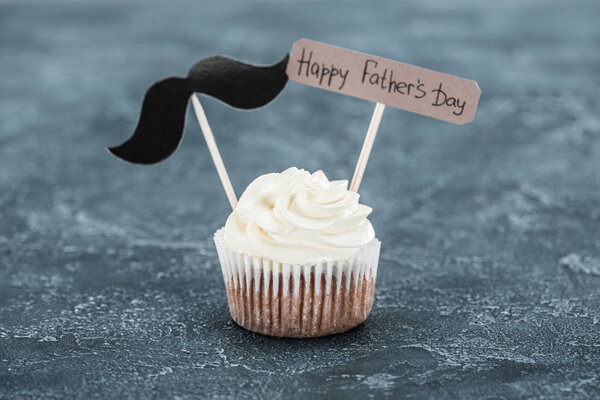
[224,271,376,338]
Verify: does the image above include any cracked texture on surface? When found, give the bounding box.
[1,0,600,399]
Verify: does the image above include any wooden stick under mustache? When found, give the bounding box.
[191,95,238,210]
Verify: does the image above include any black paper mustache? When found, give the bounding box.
[108,54,290,164]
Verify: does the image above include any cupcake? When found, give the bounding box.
[214,167,380,338]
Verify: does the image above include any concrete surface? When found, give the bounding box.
[1,1,599,398]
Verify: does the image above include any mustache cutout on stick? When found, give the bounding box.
[108,54,290,165]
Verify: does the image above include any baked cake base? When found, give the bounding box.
[214,228,380,338]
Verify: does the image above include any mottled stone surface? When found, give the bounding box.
[1,1,600,399]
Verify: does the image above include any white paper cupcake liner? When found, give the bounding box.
[214,227,380,338]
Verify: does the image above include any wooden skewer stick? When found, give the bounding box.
[350,102,386,192]
[191,94,238,210]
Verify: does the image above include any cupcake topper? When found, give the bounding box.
[108,39,479,207]
[285,39,480,191]
[109,54,289,209]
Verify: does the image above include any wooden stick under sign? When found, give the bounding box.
[350,102,386,193]
[191,94,238,210]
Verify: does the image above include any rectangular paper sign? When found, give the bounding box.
[287,39,480,125]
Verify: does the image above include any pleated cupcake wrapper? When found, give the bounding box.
[214,227,380,338]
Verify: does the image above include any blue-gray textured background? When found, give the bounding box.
[1,1,599,399]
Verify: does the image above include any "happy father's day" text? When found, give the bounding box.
[294,48,467,116]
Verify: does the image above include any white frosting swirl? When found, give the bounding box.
[224,167,375,265]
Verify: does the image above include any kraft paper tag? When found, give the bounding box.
[286,39,480,125]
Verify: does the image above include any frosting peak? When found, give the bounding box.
[224,167,375,264]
